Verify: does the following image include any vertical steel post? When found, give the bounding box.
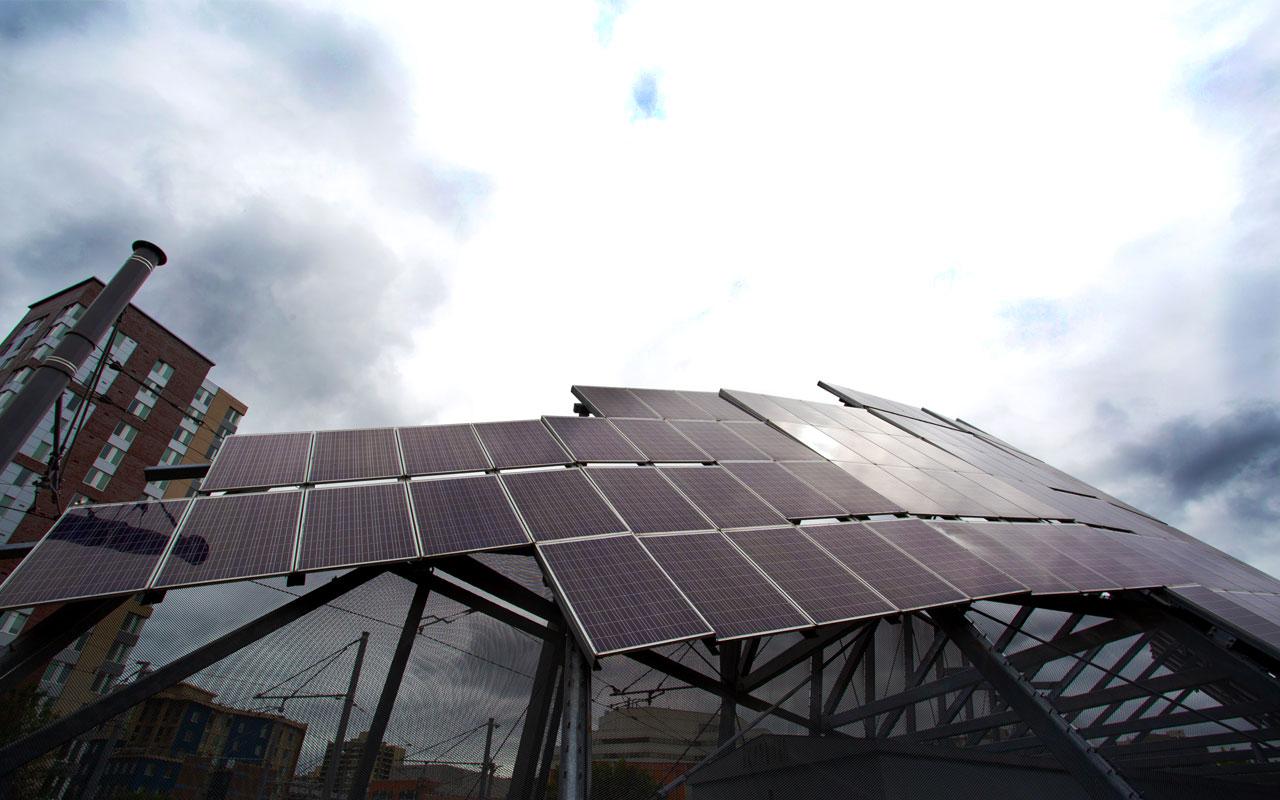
[903,615,916,735]
[863,627,877,738]
[479,717,497,800]
[558,637,590,800]
[808,650,823,735]
[718,641,740,745]
[323,631,369,800]
[507,633,563,800]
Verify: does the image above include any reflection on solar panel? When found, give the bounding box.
[1043,525,1178,589]
[658,466,787,529]
[473,420,571,469]
[1170,586,1280,654]
[297,483,417,571]
[585,467,711,533]
[719,390,801,424]
[819,381,940,424]
[725,527,895,623]
[866,519,1025,599]
[820,428,910,467]
[879,466,990,516]
[772,422,863,462]
[608,418,709,462]
[628,388,709,420]
[723,422,821,461]
[410,474,529,556]
[0,500,189,610]
[681,391,757,421]
[308,428,402,484]
[964,474,1068,519]
[1006,524,1126,592]
[572,386,659,419]
[538,535,712,654]
[931,522,1078,594]
[834,462,938,512]
[805,522,967,610]
[154,492,302,588]
[641,532,812,638]
[669,420,768,461]
[200,432,313,491]
[925,471,1035,517]
[721,461,845,519]
[501,468,627,541]
[780,461,904,516]
[544,416,645,463]
[398,424,490,476]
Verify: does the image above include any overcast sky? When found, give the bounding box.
[1,1,1276,573]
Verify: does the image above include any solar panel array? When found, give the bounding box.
[410,474,529,556]
[501,468,628,541]
[585,467,712,533]
[804,522,968,610]
[473,420,571,469]
[399,424,490,475]
[866,519,1026,600]
[608,418,709,462]
[308,428,402,484]
[201,432,313,491]
[721,461,845,520]
[658,466,788,529]
[544,416,645,463]
[299,483,417,570]
[154,491,303,589]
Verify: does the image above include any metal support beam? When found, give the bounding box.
[626,649,812,729]
[0,566,384,777]
[424,572,557,641]
[878,624,948,738]
[719,641,739,745]
[535,669,564,799]
[559,635,591,800]
[322,631,369,800]
[902,615,916,735]
[740,624,853,693]
[433,556,559,621]
[346,577,431,800]
[507,632,565,800]
[823,621,876,719]
[939,606,1036,727]
[740,638,761,677]
[928,607,1142,800]
[864,624,877,737]
[0,596,126,694]
[808,649,823,735]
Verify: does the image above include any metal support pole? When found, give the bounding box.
[508,633,564,800]
[322,631,369,800]
[903,615,916,735]
[719,641,739,745]
[864,625,877,738]
[0,241,165,470]
[347,579,431,800]
[808,650,823,735]
[823,621,876,719]
[479,717,497,800]
[0,596,126,694]
[929,608,1143,800]
[535,676,563,799]
[558,636,591,800]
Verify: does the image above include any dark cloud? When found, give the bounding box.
[0,0,127,43]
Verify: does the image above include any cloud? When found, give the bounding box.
[630,71,663,120]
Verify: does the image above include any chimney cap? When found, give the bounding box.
[132,240,168,266]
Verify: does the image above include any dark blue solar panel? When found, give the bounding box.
[308,428,402,483]
[804,522,967,610]
[298,483,418,570]
[410,474,530,556]
[398,424,490,475]
[657,466,787,529]
[154,491,302,588]
[501,468,628,541]
[585,467,712,533]
[544,416,646,463]
[200,432,313,491]
[609,418,710,462]
[473,420,571,469]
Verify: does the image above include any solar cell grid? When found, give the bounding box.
[761,395,835,426]
[772,422,863,462]
[1170,587,1280,653]
[473,420,571,470]
[964,474,1068,519]
[410,474,529,556]
[608,418,709,462]
[779,461,903,516]
[893,436,977,472]
[863,433,950,470]
[724,422,822,461]
[298,483,417,571]
[641,532,812,638]
[398,424,490,475]
[925,471,1034,517]
[308,428,402,484]
[669,420,768,461]
[585,467,712,533]
[658,466,787,529]
[931,522,1078,594]
[1040,525,1173,589]
[501,468,628,541]
[989,523,1121,592]
[572,386,659,419]
[627,388,708,421]
[834,462,938,513]
[867,519,1025,599]
[719,390,800,423]
[721,461,845,519]
[725,527,895,624]
[538,535,712,654]
[200,432,313,491]
[820,428,910,467]
[804,522,967,610]
[544,416,645,463]
[154,491,303,588]
[880,466,993,516]
[0,500,189,610]
[679,391,757,421]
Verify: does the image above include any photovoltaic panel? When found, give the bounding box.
[723,422,822,461]
[200,432,313,491]
[834,463,942,514]
[154,491,302,588]
[585,467,712,533]
[628,388,709,421]
[924,471,1034,517]
[544,416,645,463]
[1005,524,1130,591]
[930,522,1078,594]
[572,386,660,419]
[862,433,950,470]
[608,418,709,462]
[538,535,712,655]
[879,466,994,516]
[501,468,628,541]
[780,461,904,516]
[818,405,884,433]
[719,390,804,424]
[298,483,417,571]
[308,427,402,484]
[658,466,787,529]
[473,420,571,469]
[721,461,845,519]
[1169,586,1280,655]
[1044,525,1180,589]
[0,500,189,610]
[725,527,896,623]
[865,519,1026,600]
[398,424,490,475]
[804,522,967,610]
[964,474,1068,519]
[818,381,939,425]
[641,532,812,638]
[680,391,757,421]
[772,422,864,462]
[820,428,911,467]
[775,398,851,428]
[409,474,530,556]
[669,420,768,461]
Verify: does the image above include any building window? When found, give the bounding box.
[173,428,194,446]
[106,641,131,664]
[160,448,183,466]
[128,392,155,420]
[90,672,114,694]
[122,612,145,635]
[98,444,125,467]
[84,467,112,491]
[113,422,139,444]
[1,608,31,635]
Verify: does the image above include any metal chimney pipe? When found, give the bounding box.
[0,240,166,471]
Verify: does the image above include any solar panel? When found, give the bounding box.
[628,388,709,420]
[572,386,659,419]
[501,468,628,541]
[1169,586,1280,655]
[804,522,967,610]
[297,483,418,571]
[962,474,1066,518]
[910,471,1029,517]
[879,466,994,516]
[200,432,313,491]
[817,405,884,434]
[833,462,940,513]
[721,461,846,519]
[780,461,904,516]
[818,381,939,425]
[1004,524,1128,591]
[641,532,813,638]
[1042,525,1178,589]
[772,422,864,462]
[774,398,851,428]
[669,420,768,461]
[585,467,712,533]
[718,390,802,424]
[930,522,1079,594]
[154,491,303,588]
[680,391,757,421]
[0,500,189,610]
[308,428,402,484]
[657,466,787,529]
[725,527,896,624]
[398,424,490,475]
[723,422,822,461]
[473,420,571,469]
[409,474,530,556]
[538,535,712,655]
[862,433,951,469]
[608,418,709,462]
[865,519,1026,600]
[819,428,911,467]
[544,416,645,463]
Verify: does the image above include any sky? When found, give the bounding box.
[0,0,1276,579]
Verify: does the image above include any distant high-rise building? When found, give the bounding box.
[312,730,407,798]
[0,276,247,718]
